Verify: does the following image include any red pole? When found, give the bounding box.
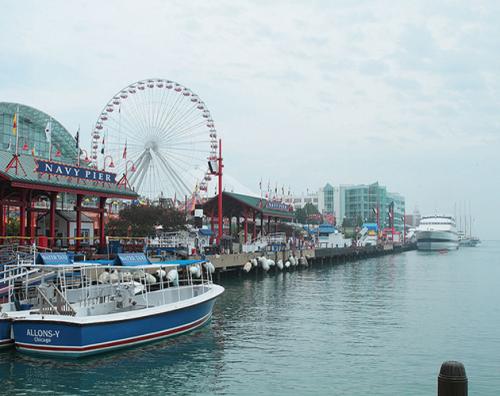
[76,194,82,250]
[217,139,223,246]
[244,209,248,243]
[252,210,256,241]
[19,191,27,245]
[391,204,395,242]
[403,209,406,244]
[29,208,35,244]
[99,197,107,250]
[0,204,4,243]
[49,192,56,248]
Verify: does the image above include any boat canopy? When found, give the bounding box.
[155,259,206,267]
[35,252,73,265]
[318,224,338,234]
[35,252,205,268]
[362,223,378,231]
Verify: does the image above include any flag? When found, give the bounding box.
[259,178,262,190]
[122,140,127,159]
[372,208,378,215]
[12,113,17,136]
[75,127,80,149]
[44,120,52,146]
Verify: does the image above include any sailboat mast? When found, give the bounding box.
[469,201,472,238]
[464,200,467,237]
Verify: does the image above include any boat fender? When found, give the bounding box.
[167,269,179,286]
[251,258,258,267]
[243,262,252,273]
[204,261,215,274]
[145,273,157,284]
[98,271,110,284]
[189,265,201,278]
[109,270,120,284]
[133,270,145,281]
[284,260,291,268]
[277,260,283,270]
[122,271,133,281]
[262,260,270,272]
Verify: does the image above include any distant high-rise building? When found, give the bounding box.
[318,183,334,214]
[340,182,405,231]
[286,182,405,231]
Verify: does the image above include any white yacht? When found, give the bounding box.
[416,215,459,251]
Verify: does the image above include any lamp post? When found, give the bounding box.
[79,149,90,164]
[103,155,115,171]
[124,160,136,178]
[208,139,223,247]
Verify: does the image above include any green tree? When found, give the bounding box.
[295,207,307,224]
[6,217,20,235]
[107,205,186,237]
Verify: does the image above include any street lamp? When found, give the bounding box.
[103,155,115,171]
[79,149,90,163]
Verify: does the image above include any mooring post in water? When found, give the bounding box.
[438,361,467,396]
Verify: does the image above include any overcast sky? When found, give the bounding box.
[1,1,498,238]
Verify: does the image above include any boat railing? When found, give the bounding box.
[36,283,77,316]
[8,261,215,314]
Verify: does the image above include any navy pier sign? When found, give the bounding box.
[35,159,117,184]
[266,200,292,212]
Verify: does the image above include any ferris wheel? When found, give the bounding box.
[91,78,218,199]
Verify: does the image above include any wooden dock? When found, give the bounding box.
[208,243,416,277]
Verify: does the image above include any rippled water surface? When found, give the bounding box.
[1,242,500,395]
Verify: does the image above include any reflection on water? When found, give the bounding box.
[1,242,500,395]
[0,326,225,395]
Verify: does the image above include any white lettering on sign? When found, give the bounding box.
[26,329,60,344]
[35,160,117,184]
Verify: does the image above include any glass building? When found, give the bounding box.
[342,182,405,230]
[0,102,79,164]
[319,183,334,214]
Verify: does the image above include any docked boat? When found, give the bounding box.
[459,235,481,247]
[316,224,352,248]
[416,215,459,251]
[4,254,223,358]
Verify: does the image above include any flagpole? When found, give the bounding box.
[76,125,80,167]
[49,119,52,160]
[15,106,19,156]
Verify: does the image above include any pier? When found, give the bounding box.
[209,243,416,277]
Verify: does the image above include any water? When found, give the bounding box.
[1,242,500,395]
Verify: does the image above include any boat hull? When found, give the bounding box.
[0,318,13,349]
[13,296,218,358]
[416,230,459,251]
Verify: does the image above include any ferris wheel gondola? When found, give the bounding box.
[91,78,218,198]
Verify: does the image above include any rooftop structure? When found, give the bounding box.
[0,102,138,249]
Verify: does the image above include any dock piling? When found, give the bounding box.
[438,361,467,396]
